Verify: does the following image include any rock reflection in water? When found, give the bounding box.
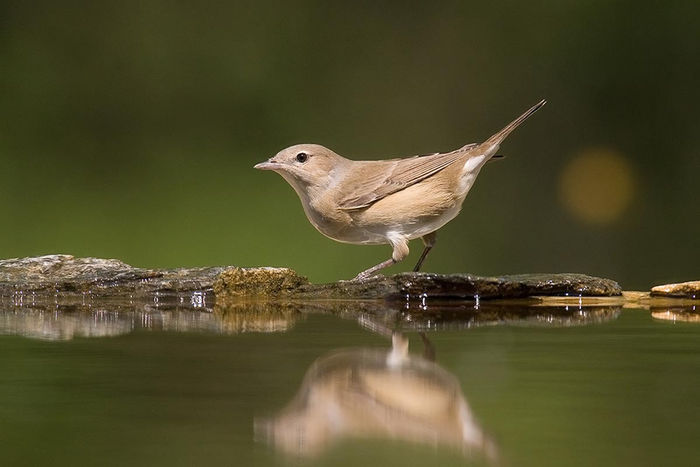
[1,295,625,340]
[256,333,496,460]
[389,303,622,331]
[0,307,135,340]
[0,297,301,340]
[651,306,699,323]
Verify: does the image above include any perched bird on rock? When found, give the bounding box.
[255,100,546,280]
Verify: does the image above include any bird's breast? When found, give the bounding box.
[302,192,381,244]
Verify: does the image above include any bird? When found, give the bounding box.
[255,99,545,280]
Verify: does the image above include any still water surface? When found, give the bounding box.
[1,302,699,466]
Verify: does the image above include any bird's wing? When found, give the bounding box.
[338,144,479,210]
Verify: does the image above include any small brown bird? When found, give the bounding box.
[255,100,545,280]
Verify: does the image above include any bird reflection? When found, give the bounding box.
[256,332,496,460]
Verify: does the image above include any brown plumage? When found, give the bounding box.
[255,100,545,280]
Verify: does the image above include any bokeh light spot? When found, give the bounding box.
[559,147,636,225]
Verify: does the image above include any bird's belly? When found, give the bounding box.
[304,170,475,246]
[402,203,463,239]
[334,203,462,245]
[313,216,389,245]
[345,189,467,244]
[304,205,387,245]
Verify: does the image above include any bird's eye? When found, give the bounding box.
[295,152,308,163]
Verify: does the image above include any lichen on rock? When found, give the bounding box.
[213,267,309,299]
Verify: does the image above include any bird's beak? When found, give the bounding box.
[254,159,283,171]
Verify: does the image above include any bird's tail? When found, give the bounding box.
[482,99,546,150]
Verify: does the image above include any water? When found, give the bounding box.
[1,302,699,466]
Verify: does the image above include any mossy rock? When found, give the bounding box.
[213,267,309,299]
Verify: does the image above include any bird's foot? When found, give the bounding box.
[350,258,397,281]
[350,271,377,282]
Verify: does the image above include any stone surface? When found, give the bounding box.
[291,272,623,300]
[1,255,624,303]
[213,267,309,299]
[621,291,700,309]
[392,272,623,299]
[2,255,695,342]
[651,280,700,298]
[0,254,225,297]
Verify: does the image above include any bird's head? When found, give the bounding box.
[254,144,345,191]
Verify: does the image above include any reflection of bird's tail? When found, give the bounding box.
[482,99,546,152]
[458,401,500,462]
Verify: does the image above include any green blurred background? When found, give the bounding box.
[1,1,698,288]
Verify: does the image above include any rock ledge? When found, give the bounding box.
[0,254,623,301]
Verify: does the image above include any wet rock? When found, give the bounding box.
[0,254,225,298]
[0,255,152,286]
[289,272,622,301]
[651,280,700,299]
[391,272,622,299]
[621,291,699,311]
[213,267,309,299]
[1,255,622,304]
[294,275,400,300]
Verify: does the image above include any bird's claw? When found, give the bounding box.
[351,271,376,282]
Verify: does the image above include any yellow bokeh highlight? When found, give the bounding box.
[559,147,636,225]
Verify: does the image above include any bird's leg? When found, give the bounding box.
[353,236,409,281]
[353,258,396,281]
[418,332,436,362]
[412,231,437,272]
